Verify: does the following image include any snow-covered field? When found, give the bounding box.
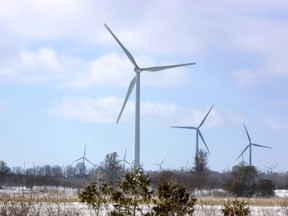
[1,187,288,215]
[276,189,288,198]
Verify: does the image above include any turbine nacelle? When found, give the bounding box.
[134,66,142,73]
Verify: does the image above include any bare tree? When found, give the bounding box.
[64,165,77,177]
[0,161,11,175]
[191,150,210,189]
[98,152,123,187]
[75,162,86,176]
[193,149,209,174]
[0,161,11,187]
[225,164,258,197]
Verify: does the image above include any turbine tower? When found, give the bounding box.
[171,105,214,159]
[237,123,272,166]
[104,24,195,169]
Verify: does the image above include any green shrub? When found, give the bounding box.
[221,199,250,216]
[110,168,153,216]
[256,179,275,197]
[79,177,111,216]
[152,181,197,216]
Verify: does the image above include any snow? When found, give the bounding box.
[275,189,288,198]
[1,187,288,215]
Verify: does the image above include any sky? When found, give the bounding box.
[0,0,288,172]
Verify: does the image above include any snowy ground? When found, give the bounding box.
[0,187,288,215]
[276,189,288,198]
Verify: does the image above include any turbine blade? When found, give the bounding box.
[170,126,197,129]
[198,130,210,154]
[252,143,272,149]
[84,158,95,167]
[243,123,251,143]
[116,76,136,123]
[124,147,127,160]
[199,105,214,128]
[73,157,83,163]
[272,163,278,169]
[161,157,166,165]
[84,145,86,157]
[142,63,195,72]
[125,160,131,166]
[236,145,249,160]
[104,24,138,68]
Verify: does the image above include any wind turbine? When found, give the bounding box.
[122,147,131,172]
[104,24,195,169]
[171,105,214,159]
[238,149,248,166]
[73,145,95,174]
[237,123,272,167]
[153,157,166,172]
[264,163,278,174]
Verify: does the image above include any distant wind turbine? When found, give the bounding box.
[104,24,195,169]
[171,105,214,159]
[237,123,272,167]
[153,157,166,171]
[122,147,131,171]
[264,163,278,174]
[73,145,95,173]
[239,149,248,166]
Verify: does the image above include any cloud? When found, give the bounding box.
[49,96,244,126]
[0,44,193,88]
[166,106,244,127]
[0,0,104,41]
[0,47,66,83]
[229,16,288,76]
[1,0,288,88]
[264,117,288,130]
[48,96,122,123]
[231,69,261,88]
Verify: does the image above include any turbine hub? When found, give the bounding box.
[134,67,142,73]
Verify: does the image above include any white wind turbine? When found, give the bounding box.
[104,24,195,169]
[238,148,248,166]
[171,105,214,159]
[153,157,166,172]
[237,123,272,167]
[264,163,278,174]
[122,147,131,172]
[73,145,95,174]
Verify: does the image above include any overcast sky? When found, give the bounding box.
[0,0,288,172]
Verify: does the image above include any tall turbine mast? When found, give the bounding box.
[105,24,195,169]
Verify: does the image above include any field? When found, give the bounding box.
[1,187,288,215]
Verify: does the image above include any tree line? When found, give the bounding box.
[1,150,288,197]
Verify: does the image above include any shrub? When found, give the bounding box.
[225,165,258,197]
[256,179,275,197]
[280,197,288,216]
[79,177,111,216]
[110,168,153,216]
[221,199,251,216]
[152,181,197,216]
